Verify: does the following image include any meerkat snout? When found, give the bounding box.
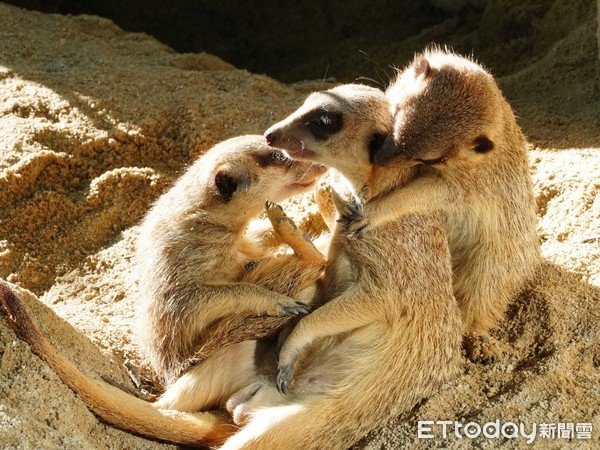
[264,127,311,159]
[265,130,276,146]
[372,134,397,166]
[367,132,388,163]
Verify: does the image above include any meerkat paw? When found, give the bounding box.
[275,299,312,317]
[226,383,263,425]
[227,381,284,425]
[265,200,298,235]
[463,332,501,365]
[276,363,296,395]
[277,340,304,394]
[332,190,368,238]
[265,200,326,266]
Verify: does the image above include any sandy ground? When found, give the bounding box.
[0,3,598,449]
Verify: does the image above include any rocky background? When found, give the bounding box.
[0,1,598,448]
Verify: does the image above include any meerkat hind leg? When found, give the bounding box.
[463,332,501,365]
[154,340,270,412]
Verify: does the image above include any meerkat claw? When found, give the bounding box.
[345,221,369,238]
[331,190,367,237]
[338,211,369,238]
[280,301,312,316]
[334,196,361,219]
[346,202,362,217]
[277,364,294,394]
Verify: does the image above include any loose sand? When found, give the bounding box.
[0,3,598,449]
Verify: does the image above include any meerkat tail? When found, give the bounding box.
[0,283,235,448]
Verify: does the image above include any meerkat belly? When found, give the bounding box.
[344,227,418,288]
[444,203,490,261]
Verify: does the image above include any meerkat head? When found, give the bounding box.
[192,135,326,220]
[263,84,392,185]
[374,49,504,168]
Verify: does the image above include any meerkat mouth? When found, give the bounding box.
[414,156,447,165]
[289,164,327,189]
[290,178,318,188]
[278,139,318,160]
[283,147,316,160]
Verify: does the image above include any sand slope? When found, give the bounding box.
[0,3,598,449]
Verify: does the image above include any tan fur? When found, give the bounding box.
[135,135,327,384]
[0,135,331,447]
[356,50,541,362]
[217,84,463,449]
[154,201,328,414]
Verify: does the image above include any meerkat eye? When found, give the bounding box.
[308,109,343,139]
[214,171,239,203]
[473,135,494,153]
[316,114,331,127]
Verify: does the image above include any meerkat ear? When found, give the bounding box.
[415,58,431,78]
[215,169,250,203]
[473,135,494,153]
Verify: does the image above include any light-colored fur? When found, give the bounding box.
[218,84,463,449]
[136,135,327,385]
[354,50,541,362]
[0,135,331,447]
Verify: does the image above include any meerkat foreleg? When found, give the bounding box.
[276,289,381,394]
[245,216,286,249]
[342,176,452,235]
[456,268,508,364]
[199,283,312,322]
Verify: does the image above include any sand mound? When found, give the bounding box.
[0,3,598,449]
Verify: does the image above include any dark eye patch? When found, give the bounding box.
[306,109,343,140]
[473,135,494,153]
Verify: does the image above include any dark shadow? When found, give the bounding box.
[354,262,600,448]
[3,1,598,147]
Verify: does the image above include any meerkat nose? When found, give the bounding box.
[265,130,277,146]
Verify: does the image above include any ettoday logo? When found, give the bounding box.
[417,420,593,444]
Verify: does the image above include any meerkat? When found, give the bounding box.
[216,83,463,449]
[135,135,328,385]
[343,49,541,363]
[0,135,332,447]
